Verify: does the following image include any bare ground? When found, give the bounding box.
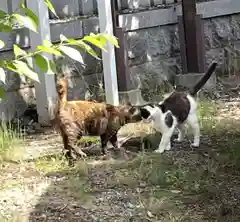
[1,95,240,221]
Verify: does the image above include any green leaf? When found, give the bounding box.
[91,33,108,46]
[0,40,5,49]
[12,14,38,33]
[83,36,107,52]
[0,10,7,19]
[44,0,58,18]
[13,60,39,82]
[74,40,100,60]
[37,45,62,57]
[0,88,5,99]
[0,68,6,84]
[65,38,99,59]
[20,0,26,8]
[98,33,119,48]
[34,54,48,73]
[7,63,18,73]
[0,60,5,68]
[0,24,12,32]
[22,8,39,28]
[25,57,33,69]
[43,39,53,47]
[59,46,84,63]
[13,44,27,58]
[34,54,56,74]
[49,60,57,74]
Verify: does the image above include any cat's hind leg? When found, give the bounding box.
[186,113,200,148]
[174,124,185,143]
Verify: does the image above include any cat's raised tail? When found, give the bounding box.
[189,62,217,97]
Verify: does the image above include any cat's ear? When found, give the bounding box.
[106,104,119,114]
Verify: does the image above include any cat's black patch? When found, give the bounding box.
[157,104,165,113]
[160,92,190,123]
[164,112,173,128]
[140,108,151,119]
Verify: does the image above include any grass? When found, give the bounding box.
[103,99,240,220]
[0,123,25,162]
[34,153,89,176]
[78,136,100,145]
[1,99,240,221]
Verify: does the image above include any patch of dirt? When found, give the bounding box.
[1,94,240,221]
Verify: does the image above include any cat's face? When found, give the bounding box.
[139,105,157,123]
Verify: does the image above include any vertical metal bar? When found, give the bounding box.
[115,27,132,91]
[178,15,188,74]
[7,0,13,14]
[110,0,132,91]
[111,0,119,35]
[182,0,199,73]
[195,14,206,73]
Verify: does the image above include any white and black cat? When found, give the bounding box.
[139,62,217,153]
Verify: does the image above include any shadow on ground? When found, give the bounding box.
[27,122,240,221]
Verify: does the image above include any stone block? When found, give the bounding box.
[127,25,179,66]
[82,17,99,35]
[119,0,151,10]
[0,15,100,52]
[49,0,80,19]
[153,0,163,6]
[130,58,179,101]
[212,17,232,42]
[11,0,22,12]
[54,44,102,77]
[50,20,83,43]
[166,0,175,3]
[175,73,216,92]
[0,51,32,92]
[205,48,225,75]
[223,40,240,75]
[203,17,235,50]
[0,1,7,12]
[119,7,179,31]
[13,28,30,48]
[0,87,35,122]
[231,14,240,40]
[0,28,30,52]
[204,19,220,51]
[119,89,147,106]
[66,73,104,101]
[79,0,95,15]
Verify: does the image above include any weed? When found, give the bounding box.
[0,122,25,162]
[34,153,68,174]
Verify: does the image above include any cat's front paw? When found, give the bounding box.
[165,144,171,150]
[174,138,183,143]
[190,143,199,148]
[154,148,165,153]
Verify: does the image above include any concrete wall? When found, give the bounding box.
[0,0,240,120]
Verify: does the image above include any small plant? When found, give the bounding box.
[0,122,24,162]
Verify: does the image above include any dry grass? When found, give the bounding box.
[1,99,240,221]
[105,99,240,221]
[33,100,240,220]
[0,123,26,163]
